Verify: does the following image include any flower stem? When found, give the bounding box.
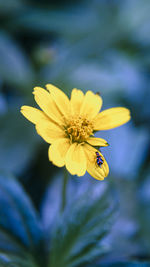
[61,168,69,212]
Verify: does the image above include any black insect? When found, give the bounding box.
[95,152,103,167]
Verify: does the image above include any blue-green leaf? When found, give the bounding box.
[49,184,115,267]
[0,172,42,255]
[0,253,37,267]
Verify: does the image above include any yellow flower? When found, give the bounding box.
[20,84,131,180]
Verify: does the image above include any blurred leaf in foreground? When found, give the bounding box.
[49,182,115,267]
[0,171,44,267]
[0,253,37,267]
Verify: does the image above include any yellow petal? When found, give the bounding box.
[36,121,65,144]
[87,137,109,147]
[48,138,71,167]
[33,87,63,124]
[94,107,131,130]
[46,84,70,118]
[65,143,87,176]
[84,144,109,180]
[80,91,103,119]
[20,106,50,124]
[70,88,84,115]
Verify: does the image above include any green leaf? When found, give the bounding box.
[49,186,115,267]
[0,172,43,266]
[0,253,37,267]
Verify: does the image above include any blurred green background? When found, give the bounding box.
[0,0,150,266]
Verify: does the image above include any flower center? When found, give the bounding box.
[65,116,93,142]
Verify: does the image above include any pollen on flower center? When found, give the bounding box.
[65,116,94,142]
